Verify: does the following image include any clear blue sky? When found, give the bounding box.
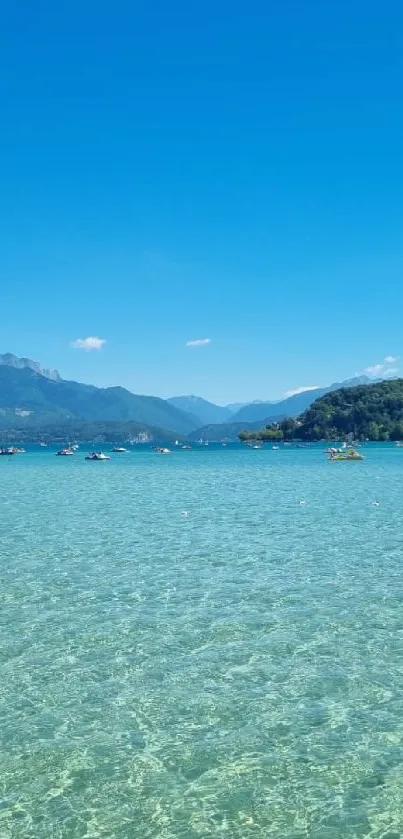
[1,0,403,403]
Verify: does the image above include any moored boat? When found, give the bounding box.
[329,448,364,461]
[56,448,74,456]
[85,451,110,461]
[111,446,127,452]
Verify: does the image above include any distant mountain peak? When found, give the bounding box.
[167,395,233,426]
[0,362,200,434]
[0,353,61,382]
[329,375,371,388]
[231,375,377,425]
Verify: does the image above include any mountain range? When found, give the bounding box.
[0,353,384,440]
[0,353,61,382]
[167,395,234,426]
[228,376,372,424]
[0,360,199,435]
[185,377,376,440]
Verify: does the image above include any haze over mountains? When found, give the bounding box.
[0,354,388,439]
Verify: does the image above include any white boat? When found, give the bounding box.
[85,451,110,461]
[272,445,280,450]
[56,448,74,456]
[156,447,170,454]
[111,446,127,452]
[174,440,179,446]
[396,442,403,447]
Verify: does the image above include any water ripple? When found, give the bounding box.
[0,446,403,837]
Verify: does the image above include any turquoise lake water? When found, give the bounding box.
[1,444,403,838]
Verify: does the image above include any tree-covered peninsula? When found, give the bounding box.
[240,379,403,442]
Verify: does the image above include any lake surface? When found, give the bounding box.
[1,444,403,838]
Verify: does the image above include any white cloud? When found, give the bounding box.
[186,338,211,347]
[364,359,400,378]
[70,336,106,351]
[283,385,319,398]
[364,364,384,376]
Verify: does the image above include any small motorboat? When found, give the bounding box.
[329,448,364,461]
[9,447,25,454]
[155,447,170,454]
[85,451,110,461]
[182,445,192,450]
[0,447,16,456]
[56,448,74,456]
[111,446,127,452]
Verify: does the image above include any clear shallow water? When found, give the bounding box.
[1,445,403,838]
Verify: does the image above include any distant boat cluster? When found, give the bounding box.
[56,443,197,458]
[0,443,197,459]
[0,440,226,459]
[3,440,402,462]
